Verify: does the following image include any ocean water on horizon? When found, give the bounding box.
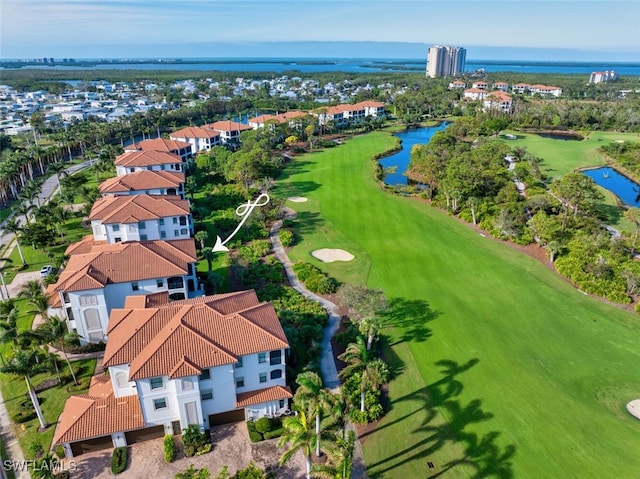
[3,58,640,75]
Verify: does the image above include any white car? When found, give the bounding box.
[40,265,54,278]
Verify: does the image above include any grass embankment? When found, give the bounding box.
[275,132,640,478]
[0,359,96,458]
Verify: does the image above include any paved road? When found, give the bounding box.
[0,159,92,479]
[0,159,92,251]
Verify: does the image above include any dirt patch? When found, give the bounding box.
[311,249,354,263]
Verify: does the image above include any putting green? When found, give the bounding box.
[275,132,640,478]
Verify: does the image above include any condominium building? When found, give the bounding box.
[426,45,467,78]
[589,70,618,84]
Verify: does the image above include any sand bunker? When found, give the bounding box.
[287,196,308,202]
[311,249,354,263]
[627,400,640,420]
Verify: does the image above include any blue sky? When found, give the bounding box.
[1,0,639,60]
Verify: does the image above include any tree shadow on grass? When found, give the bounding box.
[366,358,516,479]
[289,211,324,237]
[274,180,322,199]
[384,297,440,346]
[276,159,315,180]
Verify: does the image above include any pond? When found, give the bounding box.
[379,122,449,185]
[582,167,640,207]
[536,132,583,141]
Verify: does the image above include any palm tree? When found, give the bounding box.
[338,337,390,413]
[0,348,49,429]
[294,371,335,458]
[34,316,78,385]
[0,257,13,300]
[4,218,26,266]
[47,161,68,196]
[0,307,31,352]
[311,430,356,479]
[194,231,208,251]
[18,281,51,322]
[278,408,316,479]
[624,207,640,255]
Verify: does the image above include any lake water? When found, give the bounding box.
[4,58,640,75]
[379,123,449,185]
[582,167,640,206]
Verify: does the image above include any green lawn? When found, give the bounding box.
[0,358,96,459]
[500,130,640,178]
[275,132,640,478]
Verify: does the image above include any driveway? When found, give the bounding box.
[68,422,306,478]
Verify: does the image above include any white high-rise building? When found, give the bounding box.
[426,45,466,78]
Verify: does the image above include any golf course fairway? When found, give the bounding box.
[275,132,640,478]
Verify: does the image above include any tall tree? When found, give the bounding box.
[0,349,49,429]
[294,371,335,458]
[338,337,389,413]
[34,316,78,385]
[278,408,317,479]
[3,218,26,266]
[624,207,640,255]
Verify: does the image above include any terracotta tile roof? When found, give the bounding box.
[45,283,62,308]
[170,126,220,139]
[88,375,114,399]
[89,194,190,224]
[104,290,289,381]
[52,239,196,293]
[465,88,487,94]
[125,138,191,153]
[53,393,144,445]
[203,120,252,133]
[114,150,182,168]
[65,235,105,256]
[486,91,512,102]
[99,170,184,194]
[249,111,306,125]
[236,385,292,408]
[354,101,385,108]
[124,291,169,309]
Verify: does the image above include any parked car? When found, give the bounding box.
[40,265,54,278]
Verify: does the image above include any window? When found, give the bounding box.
[179,216,187,226]
[167,277,183,289]
[150,377,164,389]
[153,398,167,410]
[236,377,245,388]
[258,353,266,364]
[131,282,139,291]
[270,369,282,380]
[259,373,267,383]
[83,309,101,331]
[279,399,285,409]
[115,372,129,388]
[198,369,210,381]
[140,234,147,241]
[79,295,98,306]
[114,237,121,243]
[159,218,165,226]
[139,221,146,230]
[112,224,120,232]
[235,357,243,368]
[270,350,281,365]
[128,225,136,233]
[181,378,194,391]
[174,229,179,236]
[160,231,166,239]
[200,389,213,401]
[157,279,164,288]
[173,217,178,224]
[129,167,135,173]
[180,228,188,235]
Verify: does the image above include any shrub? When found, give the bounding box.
[110,447,128,474]
[292,262,338,294]
[28,439,43,458]
[249,430,263,443]
[163,435,175,463]
[182,424,211,456]
[635,302,640,314]
[54,444,65,459]
[279,229,295,247]
[254,417,272,434]
[263,428,283,440]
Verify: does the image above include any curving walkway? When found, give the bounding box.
[269,208,368,478]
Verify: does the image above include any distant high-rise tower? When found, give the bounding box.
[426,45,466,78]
